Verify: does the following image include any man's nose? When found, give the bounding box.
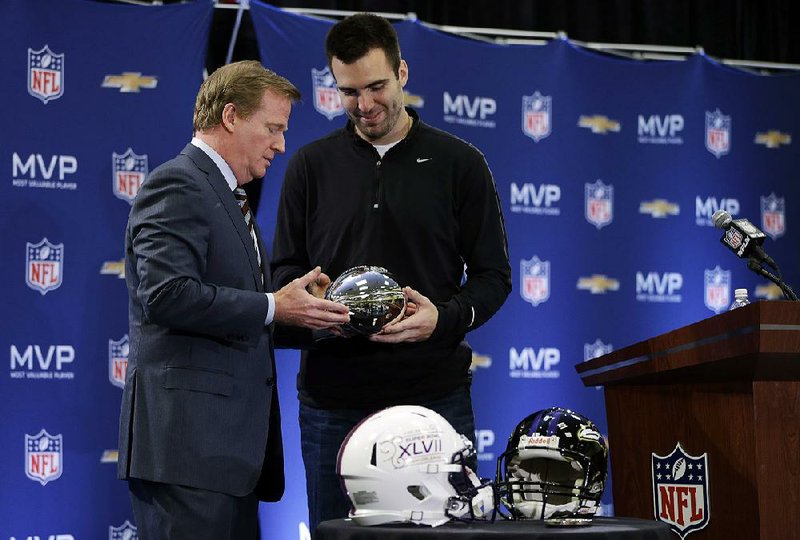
[358,92,374,111]
[273,133,285,154]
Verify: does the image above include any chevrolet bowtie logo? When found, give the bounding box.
[470,352,492,370]
[755,282,783,300]
[578,115,620,134]
[403,90,425,108]
[101,260,125,279]
[754,130,791,148]
[639,199,680,218]
[100,450,119,463]
[102,72,158,93]
[577,274,620,294]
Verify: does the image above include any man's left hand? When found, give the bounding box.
[369,286,437,343]
[307,271,332,299]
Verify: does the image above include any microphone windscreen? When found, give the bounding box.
[712,210,732,229]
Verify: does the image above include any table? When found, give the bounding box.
[316,517,672,540]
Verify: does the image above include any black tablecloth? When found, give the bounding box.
[316,517,672,540]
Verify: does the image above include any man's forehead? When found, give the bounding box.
[331,49,395,83]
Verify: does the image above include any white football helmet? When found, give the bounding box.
[336,405,495,527]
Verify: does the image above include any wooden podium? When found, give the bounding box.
[576,301,800,539]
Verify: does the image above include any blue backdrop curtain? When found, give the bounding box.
[250,2,800,538]
[0,0,212,537]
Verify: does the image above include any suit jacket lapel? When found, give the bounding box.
[182,144,263,290]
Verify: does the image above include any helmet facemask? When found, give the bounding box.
[502,449,599,520]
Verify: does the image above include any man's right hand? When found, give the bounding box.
[273,267,350,330]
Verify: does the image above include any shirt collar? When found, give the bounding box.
[191,137,238,191]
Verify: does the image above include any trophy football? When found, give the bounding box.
[325,265,406,336]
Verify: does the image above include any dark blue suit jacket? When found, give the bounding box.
[117,143,283,501]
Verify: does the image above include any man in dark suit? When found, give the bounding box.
[117,60,350,539]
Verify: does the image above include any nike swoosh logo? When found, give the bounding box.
[416,158,432,163]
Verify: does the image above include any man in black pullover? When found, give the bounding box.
[271,13,512,534]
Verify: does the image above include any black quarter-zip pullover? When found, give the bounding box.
[272,108,511,408]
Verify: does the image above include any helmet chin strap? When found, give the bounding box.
[516,499,581,519]
[447,467,495,520]
[514,491,599,519]
[471,484,495,517]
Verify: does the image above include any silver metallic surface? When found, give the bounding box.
[325,266,406,336]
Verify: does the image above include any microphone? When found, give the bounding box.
[711,210,777,271]
[711,209,797,301]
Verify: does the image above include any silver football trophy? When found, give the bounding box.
[324,265,406,336]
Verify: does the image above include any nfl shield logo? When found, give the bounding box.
[704,266,730,313]
[652,443,710,539]
[109,520,138,540]
[585,180,614,229]
[520,256,550,306]
[522,91,551,142]
[705,109,731,158]
[26,238,64,295]
[28,45,64,104]
[312,66,344,120]
[761,193,785,240]
[113,148,148,204]
[584,339,612,361]
[25,429,63,485]
[109,335,130,389]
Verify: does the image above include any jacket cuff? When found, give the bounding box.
[430,300,464,342]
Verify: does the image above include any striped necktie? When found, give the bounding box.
[234,187,264,284]
[234,187,253,234]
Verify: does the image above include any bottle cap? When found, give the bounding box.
[734,288,748,296]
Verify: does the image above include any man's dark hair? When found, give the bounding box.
[325,13,401,75]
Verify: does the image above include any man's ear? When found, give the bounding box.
[221,103,237,132]
[398,59,408,87]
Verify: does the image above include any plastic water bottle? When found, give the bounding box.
[729,288,751,310]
